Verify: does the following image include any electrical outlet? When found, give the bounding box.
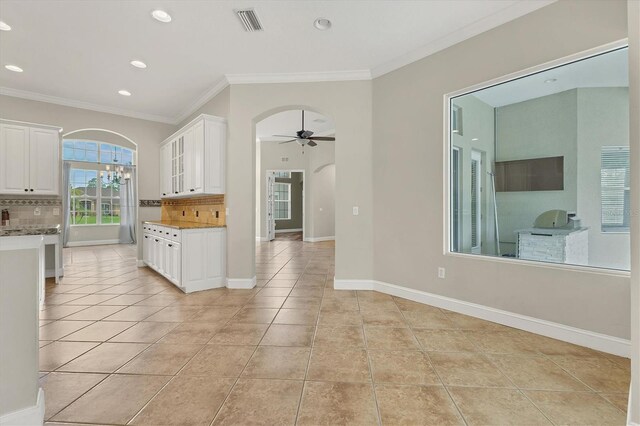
[52,207,60,216]
[34,207,41,216]
[226,208,229,216]
[352,206,359,216]
[438,267,446,279]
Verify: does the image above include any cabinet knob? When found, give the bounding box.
[190,189,195,192]
[30,189,34,192]
[174,191,178,194]
[168,244,173,247]
[24,188,28,192]
[173,234,177,237]
[155,239,159,242]
[145,236,148,239]
[162,193,166,196]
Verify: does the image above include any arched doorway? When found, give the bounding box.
[253,107,336,286]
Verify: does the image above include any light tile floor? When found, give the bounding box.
[39,242,630,425]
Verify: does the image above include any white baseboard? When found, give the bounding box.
[334,279,631,358]
[275,228,302,233]
[0,387,44,426]
[629,383,639,426]
[227,276,256,289]
[304,236,335,242]
[66,239,120,247]
[137,260,146,267]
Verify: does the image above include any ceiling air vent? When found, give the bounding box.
[235,9,263,32]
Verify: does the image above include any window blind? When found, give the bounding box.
[601,146,630,232]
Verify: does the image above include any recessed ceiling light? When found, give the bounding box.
[471,138,479,141]
[151,9,172,23]
[314,18,331,30]
[118,90,132,96]
[5,64,23,73]
[544,78,557,83]
[130,60,147,69]
[0,21,11,31]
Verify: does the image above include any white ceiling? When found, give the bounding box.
[256,110,334,142]
[0,0,552,124]
[472,47,628,107]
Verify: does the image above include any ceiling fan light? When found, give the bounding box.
[314,18,332,30]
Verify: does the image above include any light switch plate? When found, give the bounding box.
[53,207,60,216]
[34,207,41,216]
[438,267,446,279]
[352,206,359,216]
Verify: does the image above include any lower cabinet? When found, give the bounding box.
[143,224,226,293]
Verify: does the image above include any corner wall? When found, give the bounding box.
[372,0,630,339]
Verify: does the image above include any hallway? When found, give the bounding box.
[37,242,630,425]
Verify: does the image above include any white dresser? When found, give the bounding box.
[516,228,589,265]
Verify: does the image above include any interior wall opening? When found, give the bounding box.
[447,45,630,271]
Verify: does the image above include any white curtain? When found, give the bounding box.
[62,162,71,246]
[119,167,137,244]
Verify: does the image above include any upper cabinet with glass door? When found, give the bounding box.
[160,114,226,198]
[447,46,630,271]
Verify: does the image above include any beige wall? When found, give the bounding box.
[372,0,630,338]
[0,95,176,257]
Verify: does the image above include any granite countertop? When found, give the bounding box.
[0,224,61,237]
[143,220,226,230]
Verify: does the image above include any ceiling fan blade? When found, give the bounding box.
[306,140,318,147]
[273,135,298,138]
[301,130,314,139]
[308,136,335,141]
[279,139,297,144]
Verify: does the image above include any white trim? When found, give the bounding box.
[303,236,335,242]
[275,228,303,233]
[137,259,146,267]
[66,239,120,247]
[227,276,256,289]
[174,79,230,125]
[0,87,174,124]
[334,279,631,357]
[0,118,62,132]
[630,383,638,426]
[0,387,45,426]
[0,235,44,251]
[226,70,371,85]
[370,1,555,78]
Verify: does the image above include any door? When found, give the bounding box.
[471,150,482,254]
[29,128,59,195]
[451,146,461,252]
[266,171,276,241]
[0,124,30,194]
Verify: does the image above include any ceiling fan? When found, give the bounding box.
[272,110,335,147]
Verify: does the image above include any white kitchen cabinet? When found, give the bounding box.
[159,114,226,198]
[0,121,61,195]
[142,222,225,292]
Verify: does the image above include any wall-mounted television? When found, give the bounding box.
[495,156,564,192]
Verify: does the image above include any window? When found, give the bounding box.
[601,146,630,232]
[63,140,135,165]
[65,140,132,226]
[273,183,291,220]
[451,105,463,135]
[274,171,291,178]
[70,169,98,225]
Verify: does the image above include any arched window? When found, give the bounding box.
[63,140,135,226]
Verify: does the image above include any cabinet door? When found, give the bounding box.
[182,230,206,283]
[189,121,205,194]
[204,120,225,194]
[171,243,181,284]
[160,143,172,197]
[0,124,30,194]
[183,126,195,194]
[206,229,225,281]
[29,128,60,195]
[143,234,151,264]
[155,238,165,274]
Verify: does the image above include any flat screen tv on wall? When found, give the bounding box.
[495,156,564,192]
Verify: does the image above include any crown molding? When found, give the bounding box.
[173,77,230,125]
[225,69,372,85]
[0,86,175,124]
[370,0,556,78]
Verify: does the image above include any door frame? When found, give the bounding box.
[266,169,306,241]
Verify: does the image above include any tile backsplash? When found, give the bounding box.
[0,197,62,226]
[161,195,226,225]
